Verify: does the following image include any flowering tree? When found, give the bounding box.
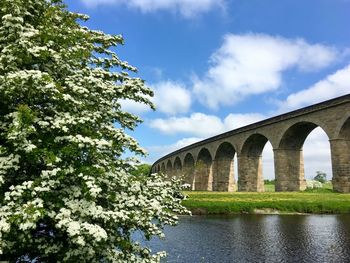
[0,0,187,261]
[314,171,327,183]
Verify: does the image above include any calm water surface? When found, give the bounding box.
[140,215,350,263]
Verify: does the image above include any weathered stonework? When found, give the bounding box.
[274,149,306,191]
[238,155,264,192]
[151,95,350,193]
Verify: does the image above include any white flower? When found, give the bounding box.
[67,221,81,236]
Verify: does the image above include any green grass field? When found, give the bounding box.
[182,188,350,214]
[261,181,333,192]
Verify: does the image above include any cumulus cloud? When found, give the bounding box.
[224,113,268,130]
[277,64,350,112]
[80,0,225,18]
[149,113,224,137]
[120,80,191,115]
[152,81,191,115]
[149,112,266,137]
[120,98,152,115]
[193,33,338,109]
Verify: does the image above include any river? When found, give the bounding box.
[138,214,350,263]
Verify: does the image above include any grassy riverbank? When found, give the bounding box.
[182,190,350,214]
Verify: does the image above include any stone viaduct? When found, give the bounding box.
[151,94,350,193]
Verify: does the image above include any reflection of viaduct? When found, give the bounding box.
[151,95,350,193]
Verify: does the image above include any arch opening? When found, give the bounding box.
[213,142,236,192]
[173,157,182,179]
[160,163,165,173]
[262,141,275,192]
[279,122,318,150]
[166,160,173,179]
[276,121,330,191]
[303,127,332,190]
[183,153,195,190]
[195,148,213,191]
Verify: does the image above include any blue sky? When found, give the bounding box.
[66,0,350,180]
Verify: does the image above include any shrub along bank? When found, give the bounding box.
[182,190,350,215]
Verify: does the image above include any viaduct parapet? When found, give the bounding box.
[151,94,350,192]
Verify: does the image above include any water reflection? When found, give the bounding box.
[139,215,350,263]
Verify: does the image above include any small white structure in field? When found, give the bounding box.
[306,180,323,189]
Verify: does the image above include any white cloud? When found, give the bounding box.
[224,113,267,130]
[193,33,338,109]
[149,113,223,137]
[152,81,191,115]
[80,0,225,18]
[149,112,265,137]
[277,64,350,112]
[120,80,191,115]
[120,98,152,115]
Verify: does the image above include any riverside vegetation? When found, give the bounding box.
[182,182,350,214]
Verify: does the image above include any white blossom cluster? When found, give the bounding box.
[306,180,323,189]
[0,0,188,261]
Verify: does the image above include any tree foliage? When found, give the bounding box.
[0,0,187,261]
[130,164,152,177]
[314,171,327,184]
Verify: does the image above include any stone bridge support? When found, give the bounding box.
[161,163,166,173]
[238,155,264,192]
[213,142,236,192]
[195,148,213,191]
[183,153,195,190]
[238,134,267,192]
[330,139,350,192]
[166,160,173,180]
[173,157,182,179]
[213,158,235,191]
[274,149,306,191]
[331,117,350,192]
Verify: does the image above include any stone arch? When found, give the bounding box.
[331,117,350,192]
[195,148,213,191]
[183,153,195,190]
[166,160,173,179]
[157,164,160,173]
[173,156,182,178]
[279,122,319,150]
[160,162,165,173]
[166,159,172,169]
[334,113,350,139]
[238,134,271,192]
[213,142,236,191]
[338,117,350,140]
[276,121,330,191]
